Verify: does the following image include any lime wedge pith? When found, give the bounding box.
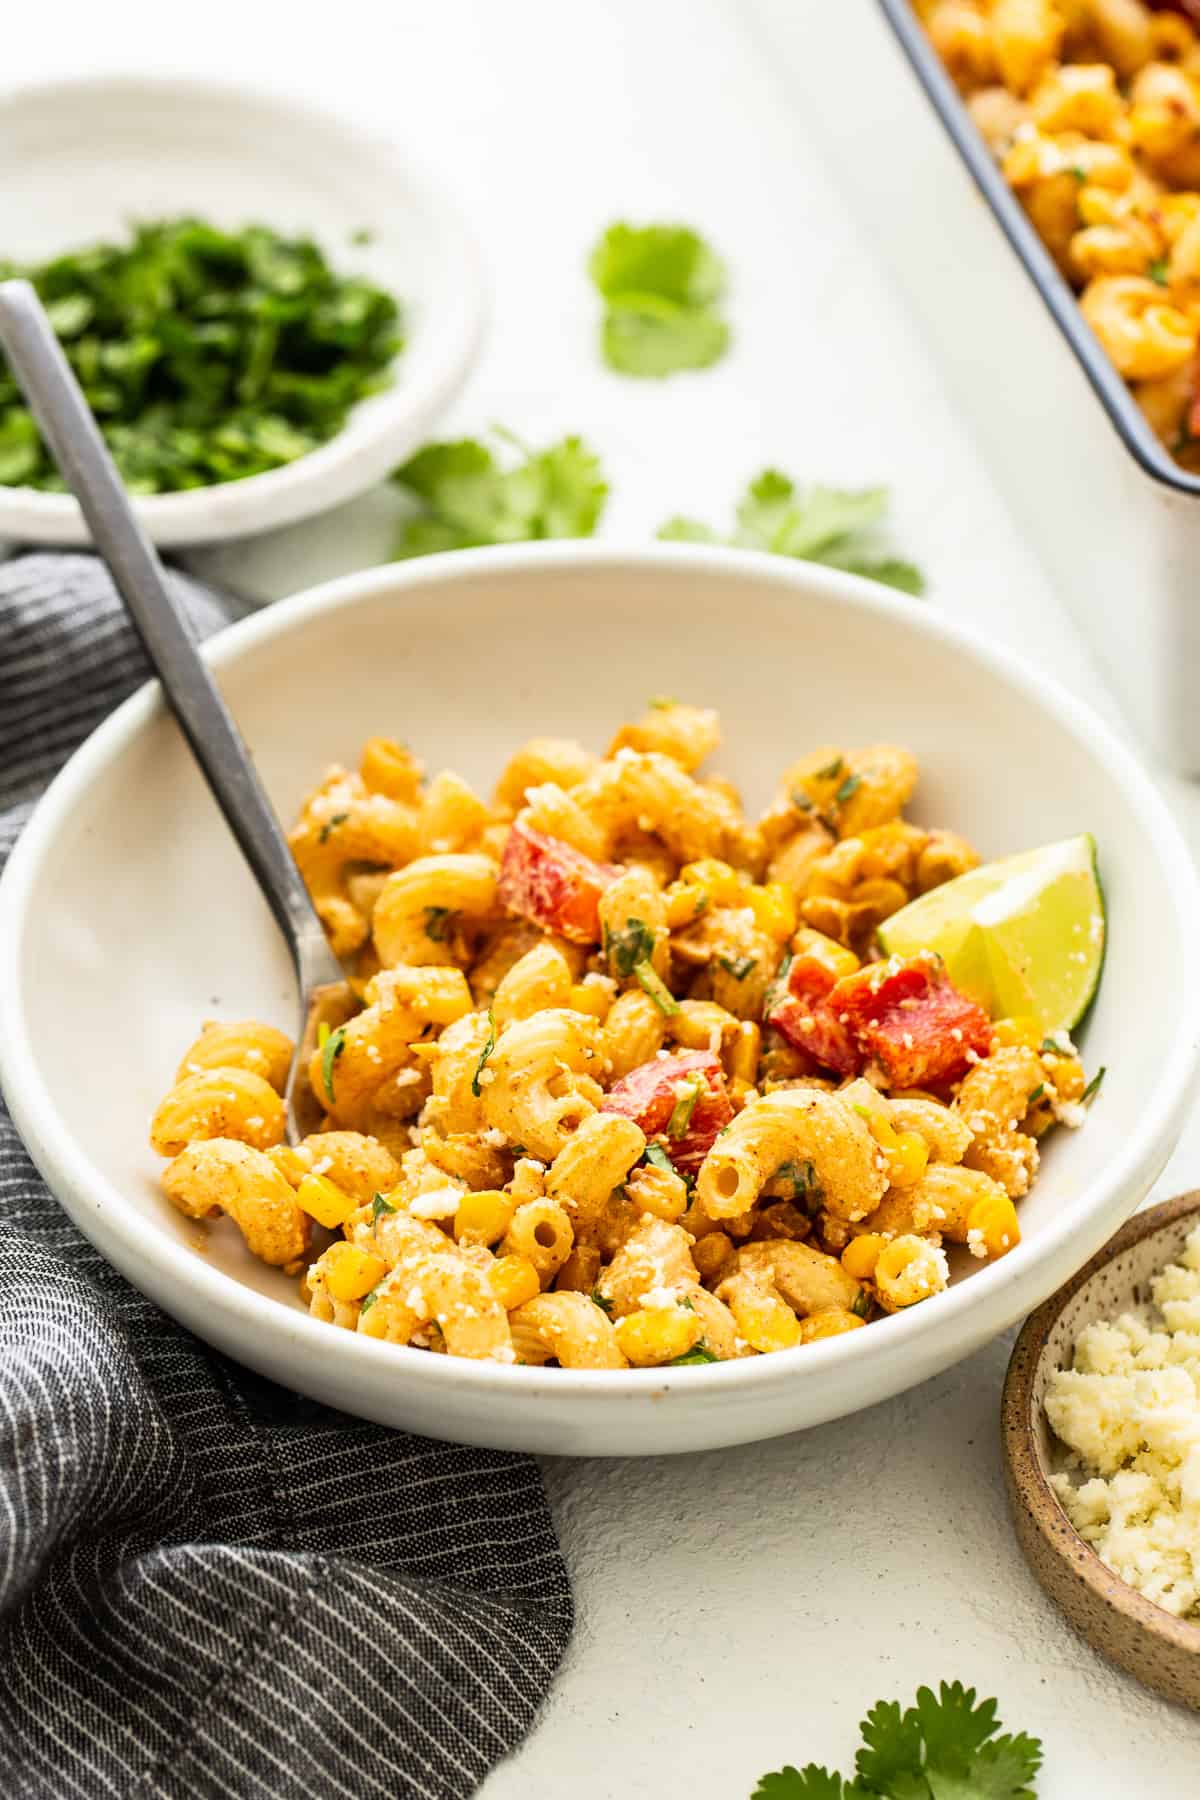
[876,834,1105,1033]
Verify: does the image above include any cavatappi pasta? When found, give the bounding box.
[149,702,1092,1369]
[919,0,1200,469]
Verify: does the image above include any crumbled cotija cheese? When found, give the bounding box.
[1045,1225,1200,1618]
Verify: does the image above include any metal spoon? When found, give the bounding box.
[0,278,356,1142]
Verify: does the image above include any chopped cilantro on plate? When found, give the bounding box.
[392,428,608,557]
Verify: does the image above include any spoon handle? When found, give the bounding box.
[0,278,340,990]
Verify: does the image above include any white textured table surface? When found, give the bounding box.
[9,2,1200,1792]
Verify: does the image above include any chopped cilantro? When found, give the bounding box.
[318,811,349,844]
[1070,164,1088,182]
[590,1289,614,1316]
[815,756,845,781]
[1040,1036,1061,1055]
[717,952,757,981]
[1028,1084,1046,1105]
[660,469,924,595]
[1081,1066,1106,1105]
[1149,255,1170,287]
[752,1678,1043,1798]
[790,789,814,812]
[319,1023,346,1102]
[371,1192,397,1222]
[851,1290,872,1320]
[667,1343,718,1366]
[359,1284,383,1316]
[666,1075,704,1139]
[773,1159,817,1200]
[763,950,794,1018]
[0,217,402,494]
[423,905,454,942]
[634,959,680,1016]
[835,773,862,806]
[648,694,676,709]
[604,917,658,978]
[471,1008,497,1097]
[392,429,608,557]
[589,221,730,377]
[644,1143,678,1177]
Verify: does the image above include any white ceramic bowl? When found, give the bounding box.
[2,546,1197,1456]
[0,76,485,546]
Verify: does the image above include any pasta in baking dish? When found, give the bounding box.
[150,701,1091,1369]
[919,0,1200,469]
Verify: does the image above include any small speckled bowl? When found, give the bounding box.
[1003,1193,1200,1709]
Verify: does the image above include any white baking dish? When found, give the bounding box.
[752,0,1200,773]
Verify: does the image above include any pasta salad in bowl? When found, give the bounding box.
[0,545,1195,1454]
[148,713,1099,1372]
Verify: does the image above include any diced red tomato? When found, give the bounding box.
[498,820,621,944]
[831,956,991,1088]
[601,1049,734,1171]
[766,955,859,1076]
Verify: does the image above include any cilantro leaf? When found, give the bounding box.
[318,1023,346,1103]
[718,953,757,980]
[371,1192,397,1222]
[753,1681,1042,1800]
[589,221,730,378]
[666,1343,719,1366]
[658,468,924,595]
[604,917,658,979]
[1081,1066,1106,1104]
[643,1143,678,1178]
[633,959,680,1016]
[471,1008,497,1098]
[751,1767,853,1799]
[393,431,607,557]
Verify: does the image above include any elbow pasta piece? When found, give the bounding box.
[420,1127,511,1192]
[545,1111,647,1229]
[686,1284,745,1359]
[372,853,499,969]
[696,1088,885,1223]
[468,919,582,1006]
[416,771,490,855]
[492,942,575,1026]
[955,1045,1044,1197]
[174,1019,293,1092]
[574,748,744,863]
[360,1251,513,1361]
[554,1244,603,1294]
[360,735,423,804]
[607,701,721,772]
[927,1,998,90]
[150,1066,285,1158]
[517,782,611,862]
[873,1235,951,1310]
[716,1269,803,1354]
[509,1293,628,1369]
[493,738,597,815]
[990,0,1065,93]
[163,1138,310,1268]
[622,1160,690,1223]
[288,767,420,957]
[880,1095,973,1165]
[501,1198,576,1284]
[275,1131,402,1204]
[479,1008,606,1160]
[595,1216,701,1317]
[601,990,668,1078]
[1080,274,1197,379]
[733,1239,865,1318]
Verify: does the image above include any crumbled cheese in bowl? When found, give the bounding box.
[1045,1225,1200,1619]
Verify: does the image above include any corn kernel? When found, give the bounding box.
[726,1288,802,1354]
[268,1144,308,1186]
[666,882,711,929]
[790,925,859,978]
[798,1308,865,1343]
[883,1129,930,1190]
[615,1305,703,1366]
[841,1233,887,1281]
[679,858,743,906]
[725,1020,762,1085]
[296,1173,357,1229]
[966,1194,1021,1259]
[322,1241,387,1303]
[992,1016,1044,1050]
[454,1189,516,1246]
[624,1162,689,1222]
[489,1254,541,1310]
[747,882,797,941]
[567,981,612,1020]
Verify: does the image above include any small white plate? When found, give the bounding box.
[2,546,1198,1456]
[0,75,485,546]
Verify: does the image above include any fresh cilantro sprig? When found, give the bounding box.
[392,428,608,557]
[317,1021,347,1104]
[751,1681,1042,1798]
[660,468,924,595]
[470,1009,497,1098]
[589,221,730,377]
[0,217,401,493]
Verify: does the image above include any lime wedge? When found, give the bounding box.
[876,834,1105,1032]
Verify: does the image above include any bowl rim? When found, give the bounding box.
[0,72,487,547]
[1002,1190,1200,1652]
[3,540,1199,1406]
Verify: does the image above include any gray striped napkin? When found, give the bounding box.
[0,553,572,1800]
